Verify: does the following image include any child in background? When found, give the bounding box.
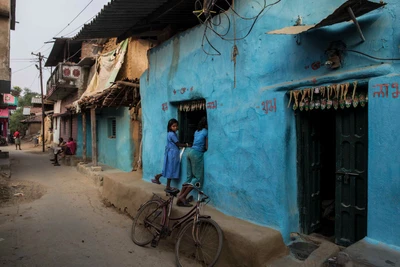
[152,119,190,190]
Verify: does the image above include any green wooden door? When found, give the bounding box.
[297,112,322,234]
[335,107,368,246]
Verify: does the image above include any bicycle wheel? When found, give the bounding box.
[131,200,164,246]
[175,218,223,267]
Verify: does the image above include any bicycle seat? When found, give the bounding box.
[164,188,180,197]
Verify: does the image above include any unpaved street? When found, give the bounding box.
[0,145,176,267]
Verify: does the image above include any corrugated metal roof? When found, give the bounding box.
[73,0,200,40]
[22,107,30,116]
[31,97,42,104]
[45,38,82,67]
[268,0,386,35]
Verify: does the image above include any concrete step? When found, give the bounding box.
[268,234,340,267]
[336,239,400,267]
[76,164,289,266]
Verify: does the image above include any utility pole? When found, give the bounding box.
[31,52,45,152]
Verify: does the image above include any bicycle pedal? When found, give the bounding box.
[151,238,159,248]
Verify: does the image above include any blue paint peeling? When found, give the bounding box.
[135,0,400,247]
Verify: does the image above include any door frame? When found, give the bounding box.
[295,95,369,244]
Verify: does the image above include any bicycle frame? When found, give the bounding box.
[144,191,206,240]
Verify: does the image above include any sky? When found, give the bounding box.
[10,0,111,94]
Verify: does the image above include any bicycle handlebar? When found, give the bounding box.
[191,185,209,202]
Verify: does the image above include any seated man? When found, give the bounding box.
[51,138,66,166]
[64,137,77,156]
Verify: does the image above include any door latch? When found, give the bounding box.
[336,171,359,184]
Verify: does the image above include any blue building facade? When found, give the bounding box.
[140,0,400,248]
[76,107,134,172]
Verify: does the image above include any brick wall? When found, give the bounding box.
[60,91,78,114]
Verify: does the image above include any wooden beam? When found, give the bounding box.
[82,112,87,163]
[116,81,140,88]
[347,7,365,42]
[90,108,98,166]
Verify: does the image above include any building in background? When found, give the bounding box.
[0,93,17,138]
[0,0,16,93]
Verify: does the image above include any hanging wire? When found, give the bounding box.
[63,14,97,37]
[12,63,35,74]
[53,0,94,37]
[196,0,282,55]
[344,49,400,61]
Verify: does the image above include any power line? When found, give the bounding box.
[33,0,95,52]
[12,63,35,74]
[29,74,39,89]
[63,14,97,37]
[54,0,94,37]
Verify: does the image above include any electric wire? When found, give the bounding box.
[12,63,35,74]
[33,0,95,52]
[29,74,39,89]
[63,14,97,37]
[344,49,400,61]
[53,0,94,37]
[197,0,282,55]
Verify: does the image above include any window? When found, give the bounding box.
[108,118,116,139]
[178,99,207,144]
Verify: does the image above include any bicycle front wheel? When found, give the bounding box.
[175,218,223,267]
[131,200,164,246]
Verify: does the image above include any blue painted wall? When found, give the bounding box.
[76,112,92,158]
[77,107,133,172]
[368,75,400,248]
[140,0,400,245]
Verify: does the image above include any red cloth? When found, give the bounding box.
[13,131,20,138]
[66,141,77,155]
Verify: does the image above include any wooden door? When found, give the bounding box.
[335,107,368,246]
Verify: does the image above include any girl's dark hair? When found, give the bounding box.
[197,117,207,131]
[167,118,178,132]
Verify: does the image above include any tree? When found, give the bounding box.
[9,108,27,134]
[11,86,22,97]
[17,88,40,107]
[9,86,40,135]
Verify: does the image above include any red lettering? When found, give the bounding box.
[373,84,389,98]
[392,83,399,99]
[262,98,277,114]
[207,100,217,110]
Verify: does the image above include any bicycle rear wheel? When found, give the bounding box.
[131,200,164,246]
[175,218,223,267]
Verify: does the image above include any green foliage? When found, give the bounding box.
[9,108,27,134]
[11,86,22,97]
[17,88,40,107]
[9,86,40,135]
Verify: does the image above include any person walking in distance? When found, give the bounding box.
[13,129,21,150]
[177,117,208,207]
[151,119,190,190]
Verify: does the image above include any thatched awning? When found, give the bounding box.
[66,79,140,112]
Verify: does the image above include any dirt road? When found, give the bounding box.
[0,144,176,267]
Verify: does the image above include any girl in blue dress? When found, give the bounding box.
[151,118,190,190]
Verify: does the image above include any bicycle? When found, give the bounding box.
[131,186,224,267]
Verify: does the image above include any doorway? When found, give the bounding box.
[296,87,368,246]
[178,99,207,144]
